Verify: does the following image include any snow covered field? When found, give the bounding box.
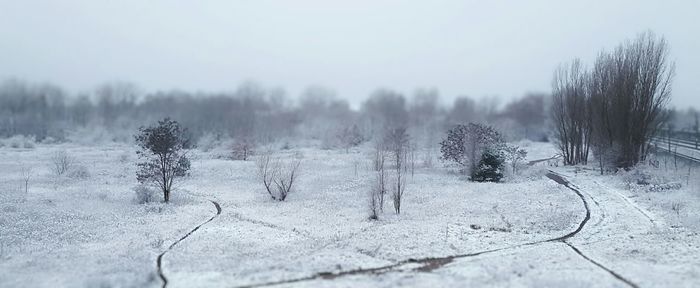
[1,141,699,287]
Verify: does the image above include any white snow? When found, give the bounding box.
[1,141,699,287]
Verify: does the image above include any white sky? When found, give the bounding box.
[0,0,698,109]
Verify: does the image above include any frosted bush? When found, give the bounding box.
[133,185,158,204]
[619,164,685,193]
[5,135,36,149]
[68,165,91,179]
[621,167,654,186]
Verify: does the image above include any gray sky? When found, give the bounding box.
[1,0,698,109]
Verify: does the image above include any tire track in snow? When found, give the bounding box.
[232,170,610,288]
[157,200,222,288]
[593,180,657,225]
[564,242,639,288]
[545,171,638,288]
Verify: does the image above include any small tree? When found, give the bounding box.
[503,145,527,175]
[368,169,384,219]
[372,141,388,211]
[20,165,32,201]
[368,187,380,220]
[384,127,410,214]
[135,118,191,203]
[440,123,504,175]
[471,149,505,182]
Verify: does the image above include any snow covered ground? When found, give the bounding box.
[1,141,699,287]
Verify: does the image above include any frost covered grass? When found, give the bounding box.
[553,153,700,288]
[605,153,700,230]
[1,141,699,287]
[0,144,212,287]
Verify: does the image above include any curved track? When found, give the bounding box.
[234,170,638,288]
[545,171,638,288]
[157,200,222,288]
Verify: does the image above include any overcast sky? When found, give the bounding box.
[0,0,698,109]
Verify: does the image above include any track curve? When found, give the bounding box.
[157,200,222,288]
[234,171,612,288]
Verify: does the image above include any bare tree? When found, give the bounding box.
[385,127,410,214]
[372,140,388,211]
[588,31,674,169]
[503,145,527,175]
[551,59,591,165]
[391,171,407,214]
[20,165,32,200]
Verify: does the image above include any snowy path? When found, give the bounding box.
[157,200,222,288]
[545,171,638,288]
[227,170,631,288]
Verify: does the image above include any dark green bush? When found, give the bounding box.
[471,149,504,182]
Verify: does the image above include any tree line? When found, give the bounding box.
[0,81,548,147]
[551,31,675,172]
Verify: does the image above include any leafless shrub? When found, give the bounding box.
[373,161,388,213]
[51,150,74,176]
[273,159,301,201]
[391,171,407,214]
[256,150,301,201]
[256,151,277,200]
